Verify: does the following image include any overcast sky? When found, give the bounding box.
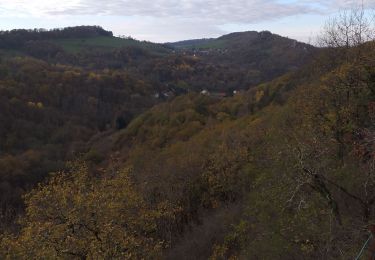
[0,0,374,43]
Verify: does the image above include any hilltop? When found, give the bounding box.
[0,26,171,55]
[169,30,315,84]
[0,26,315,84]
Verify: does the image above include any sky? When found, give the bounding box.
[0,0,374,43]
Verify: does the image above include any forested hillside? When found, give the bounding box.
[0,8,374,259]
[169,30,315,86]
[0,26,313,229]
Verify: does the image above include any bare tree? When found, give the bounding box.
[317,4,374,49]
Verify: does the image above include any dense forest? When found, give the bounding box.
[0,7,374,260]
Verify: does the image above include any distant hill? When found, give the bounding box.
[0,26,316,90]
[168,31,316,86]
[168,30,312,51]
[0,26,172,61]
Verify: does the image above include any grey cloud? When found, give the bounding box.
[307,0,375,10]
[48,0,318,24]
[3,0,374,24]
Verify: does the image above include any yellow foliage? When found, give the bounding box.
[255,90,264,103]
[0,162,169,259]
[27,101,44,109]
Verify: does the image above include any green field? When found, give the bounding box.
[51,36,170,54]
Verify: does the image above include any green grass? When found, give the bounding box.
[51,36,170,54]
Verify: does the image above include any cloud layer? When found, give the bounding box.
[0,0,373,42]
[50,0,317,24]
[1,0,373,20]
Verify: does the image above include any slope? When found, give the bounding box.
[68,42,374,259]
